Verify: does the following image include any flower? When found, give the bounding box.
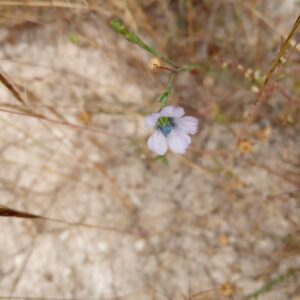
[145,105,198,155]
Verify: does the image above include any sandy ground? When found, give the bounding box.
[0,2,299,300]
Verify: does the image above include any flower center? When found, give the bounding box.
[156,117,174,137]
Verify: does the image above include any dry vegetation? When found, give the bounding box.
[0,0,299,299]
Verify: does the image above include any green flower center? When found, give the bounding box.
[156,117,174,137]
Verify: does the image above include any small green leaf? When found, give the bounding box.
[159,87,171,107]
[158,74,175,107]
[154,155,169,166]
[110,19,141,44]
[212,105,229,125]
[69,34,80,45]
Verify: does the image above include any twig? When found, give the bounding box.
[0,70,25,104]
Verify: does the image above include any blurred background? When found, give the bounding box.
[0,0,299,299]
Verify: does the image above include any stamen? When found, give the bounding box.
[156,117,174,137]
[160,124,173,136]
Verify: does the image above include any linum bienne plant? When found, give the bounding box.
[110,19,199,158]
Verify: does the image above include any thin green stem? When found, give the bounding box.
[245,269,297,300]
[110,19,178,68]
[158,73,176,107]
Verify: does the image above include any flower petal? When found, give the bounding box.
[179,130,192,145]
[145,112,161,128]
[174,116,198,135]
[167,130,190,154]
[160,105,185,118]
[147,130,168,155]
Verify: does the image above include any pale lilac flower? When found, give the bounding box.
[145,105,198,155]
